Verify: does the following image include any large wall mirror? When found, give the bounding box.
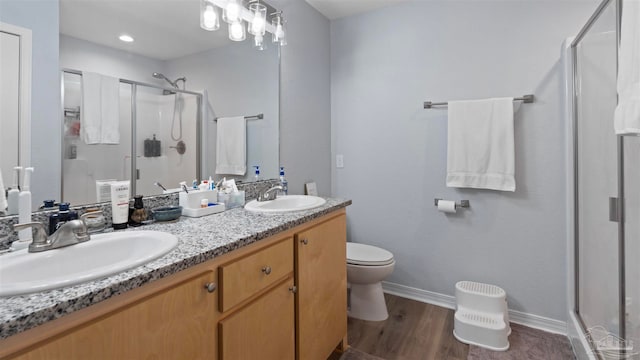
[2,0,280,210]
[0,22,31,199]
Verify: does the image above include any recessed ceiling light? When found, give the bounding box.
[119,34,134,43]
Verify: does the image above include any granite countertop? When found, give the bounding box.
[0,197,351,340]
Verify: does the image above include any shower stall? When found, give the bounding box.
[571,0,640,357]
[60,69,202,205]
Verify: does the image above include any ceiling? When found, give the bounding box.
[59,0,234,61]
[59,0,408,59]
[304,0,409,20]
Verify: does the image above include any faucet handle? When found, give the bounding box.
[80,210,105,234]
[12,222,48,244]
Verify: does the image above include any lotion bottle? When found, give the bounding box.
[7,166,21,215]
[18,167,34,241]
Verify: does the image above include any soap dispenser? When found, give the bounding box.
[254,166,261,182]
[18,167,34,242]
[279,167,288,195]
[6,166,21,215]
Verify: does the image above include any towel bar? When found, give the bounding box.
[424,94,534,109]
[214,113,263,121]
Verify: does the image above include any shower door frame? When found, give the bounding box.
[60,68,203,199]
[571,0,625,351]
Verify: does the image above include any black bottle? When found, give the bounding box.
[129,195,148,227]
[49,202,71,235]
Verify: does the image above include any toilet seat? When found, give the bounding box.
[347,243,394,266]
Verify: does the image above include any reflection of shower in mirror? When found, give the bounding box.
[152,72,187,144]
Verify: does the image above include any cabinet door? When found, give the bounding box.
[219,278,295,360]
[14,271,218,360]
[296,214,347,360]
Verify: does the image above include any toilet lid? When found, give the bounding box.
[347,243,394,266]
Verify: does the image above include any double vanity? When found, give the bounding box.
[0,196,351,360]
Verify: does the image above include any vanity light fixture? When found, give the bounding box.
[118,34,134,43]
[200,0,220,31]
[199,0,286,48]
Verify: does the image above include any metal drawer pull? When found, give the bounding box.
[289,285,297,294]
[262,266,272,275]
[300,238,308,245]
[204,282,217,293]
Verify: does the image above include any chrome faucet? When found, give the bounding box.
[13,219,90,253]
[257,185,283,202]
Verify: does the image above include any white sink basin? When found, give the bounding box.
[244,195,327,213]
[0,230,178,297]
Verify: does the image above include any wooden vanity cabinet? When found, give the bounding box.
[295,212,348,360]
[6,269,219,360]
[0,209,348,360]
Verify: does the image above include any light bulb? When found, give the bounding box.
[229,21,246,41]
[201,4,220,31]
[223,0,241,23]
[252,17,265,33]
[248,2,267,36]
[254,34,265,50]
[274,23,284,41]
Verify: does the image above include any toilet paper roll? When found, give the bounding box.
[437,200,457,213]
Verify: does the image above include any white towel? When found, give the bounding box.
[0,168,7,213]
[81,72,102,144]
[81,72,120,144]
[615,0,640,134]
[215,116,247,175]
[446,97,515,192]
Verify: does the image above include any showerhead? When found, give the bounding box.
[152,72,179,89]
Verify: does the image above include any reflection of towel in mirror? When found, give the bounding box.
[81,72,120,144]
[215,116,246,176]
[0,168,7,212]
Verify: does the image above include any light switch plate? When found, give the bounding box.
[336,154,344,168]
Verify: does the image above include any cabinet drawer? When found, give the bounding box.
[219,237,293,312]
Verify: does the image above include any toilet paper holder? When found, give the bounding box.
[434,198,470,209]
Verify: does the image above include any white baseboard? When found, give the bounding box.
[382,281,567,335]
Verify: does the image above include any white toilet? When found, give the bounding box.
[346,242,395,321]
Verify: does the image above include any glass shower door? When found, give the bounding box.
[133,85,200,197]
[574,0,620,348]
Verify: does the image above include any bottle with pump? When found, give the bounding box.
[279,167,288,196]
[254,166,261,182]
[18,167,34,241]
[7,166,21,215]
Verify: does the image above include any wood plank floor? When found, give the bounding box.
[329,293,469,360]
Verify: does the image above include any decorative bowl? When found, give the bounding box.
[152,206,182,222]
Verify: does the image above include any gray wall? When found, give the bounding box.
[331,1,597,321]
[0,0,60,207]
[276,0,332,196]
